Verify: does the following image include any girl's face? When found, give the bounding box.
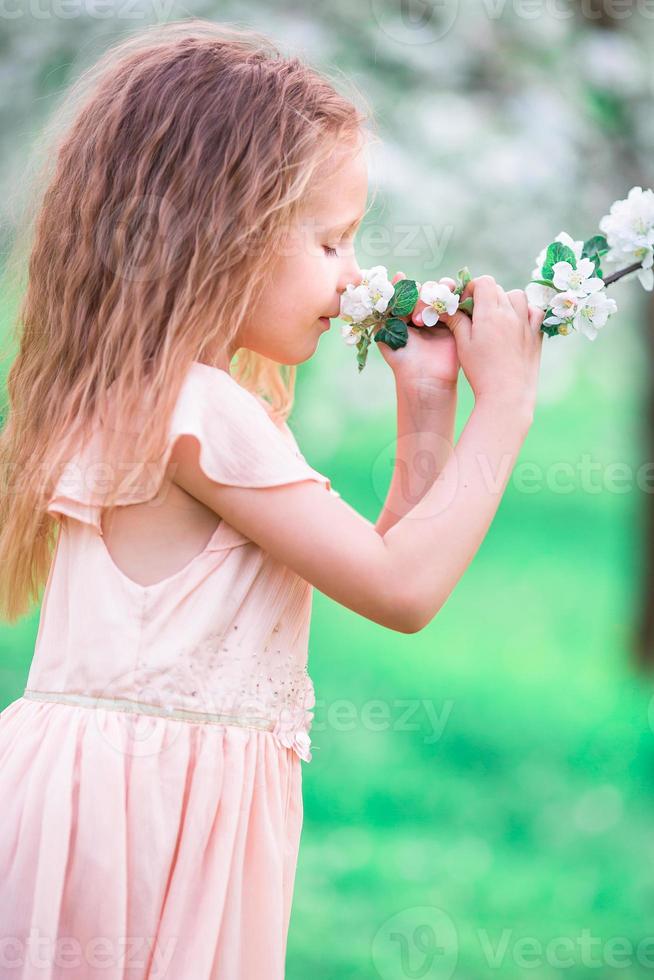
[233,140,368,366]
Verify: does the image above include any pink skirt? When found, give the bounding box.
[0,693,303,979]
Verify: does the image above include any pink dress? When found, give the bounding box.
[0,361,339,980]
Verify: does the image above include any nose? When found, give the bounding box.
[338,254,363,294]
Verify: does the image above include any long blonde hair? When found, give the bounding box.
[0,18,373,622]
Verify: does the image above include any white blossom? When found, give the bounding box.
[551,258,605,297]
[599,186,654,292]
[549,290,580,320]
[525,281,557,311]
[338,283,374,324]
[573,292,618,340]
[418,281,459,326]
[637,260,654,292]
[340,322,365,345]
[339,265,394,324]
[542,283,618,339]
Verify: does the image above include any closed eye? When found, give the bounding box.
[323,245,339,257]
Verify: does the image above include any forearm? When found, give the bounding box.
[381,394,533,630]
[374,378,458,537]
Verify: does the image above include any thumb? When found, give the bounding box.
[436,307,472,344]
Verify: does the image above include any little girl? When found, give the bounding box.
[0,17,544,980]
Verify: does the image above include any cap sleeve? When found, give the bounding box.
[46,361,338,533]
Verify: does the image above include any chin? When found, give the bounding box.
[244,333,320,366]
[288,349,317,366]
[285,335,324,366]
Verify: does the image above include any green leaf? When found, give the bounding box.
[542,242,577,281]
[581,235,608,278]
[539,306,561,337]
[458,297,474,316]
[356,334,371,372]
[374,317,408,350]
[584,253,604,277]
[530,278,557,289]
[455,267,471,293]
[389,279,419,318]
[582,234,609,258]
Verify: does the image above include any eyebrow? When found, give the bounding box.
[327,213,365,235]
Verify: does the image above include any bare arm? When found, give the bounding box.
[374,378,458,537]
[382,393,532,630]
[166,392,532,635]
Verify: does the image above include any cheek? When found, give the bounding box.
[281,258,327,312]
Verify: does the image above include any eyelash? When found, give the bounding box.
[323,245,339,257]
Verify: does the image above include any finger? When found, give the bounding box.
[392,271,407,285]
[496,285,513,310]
[528,304,546,334]
[411,293,427,325]
[459,274,499,307]
[507,288,529,321]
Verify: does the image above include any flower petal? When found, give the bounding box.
[422,307,439,326]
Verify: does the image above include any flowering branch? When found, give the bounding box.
[340,186,654,371]
[603,259,646,287]
[340,266,472,373]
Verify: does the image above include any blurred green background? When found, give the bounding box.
[2,1,654,977]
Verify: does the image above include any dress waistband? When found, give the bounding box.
[22,688,313,762]
[22,689,275,732]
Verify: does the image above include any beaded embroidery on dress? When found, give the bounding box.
[26,360,338,763]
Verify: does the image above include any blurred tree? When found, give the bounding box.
[575,0,654,670]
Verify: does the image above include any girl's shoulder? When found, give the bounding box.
[180,361,332,486]
[46,361,337,532]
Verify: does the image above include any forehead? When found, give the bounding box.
[302,141,369,229]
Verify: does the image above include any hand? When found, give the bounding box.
[436,274,545,414]
[376,273,461,392]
